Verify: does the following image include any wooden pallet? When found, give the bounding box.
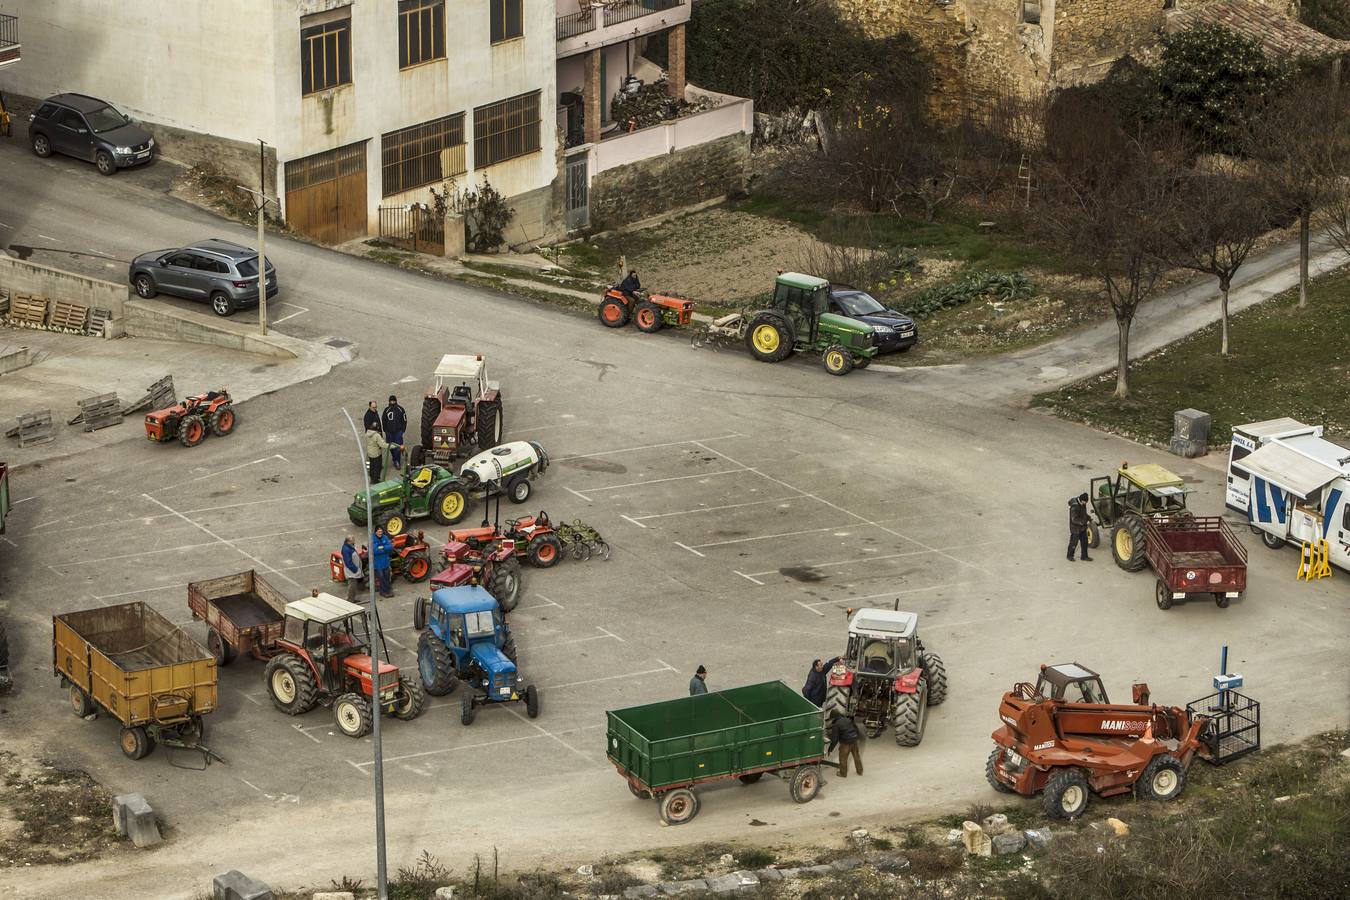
[0,289,10,317]
[9,409,55,447]
[72,393,122,432]
[47,300,90,332]
[5,293,48,326]
[122,375,176,416]
[87,307,113,337]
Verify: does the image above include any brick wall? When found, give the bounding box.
[588,133,750,231]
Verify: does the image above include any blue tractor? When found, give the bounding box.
[414,585,539,725]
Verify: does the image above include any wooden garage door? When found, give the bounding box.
[284,141,368,244]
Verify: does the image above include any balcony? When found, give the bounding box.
[556,0,688,57]
[0,14,19,68]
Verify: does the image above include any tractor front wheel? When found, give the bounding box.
[1042,769,1090,820]
[209,405,237,436]
[1111,515,1149,572]
[923,651,948,706]
[1136,753,1186,802]
[417,630,458,696]
[502,634,518,664]
[413,596,428,631]
[334,693,372,738]
[788,765,822,803]
[264,653,319,715]
[460,692,476,726]
[634,302,663,333]
[487,559,521,613]
[658,789,699,825]
[893,679,929,747]
[1086,521,1100,549]
[527,533,563,568]
[392,675,428,721]
[379,511,409,538]
[745,314,793,363]
[119,726,155,761]
[404,551,431,583]
[525,684,540,718]
[178,417,206,448]
[986,747,1014,793]
[599,297,629,328]
[430,484,469,526]
[477,403,503,450]
[822,345,854,376]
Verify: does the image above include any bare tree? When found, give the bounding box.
[1160,156,1271,355]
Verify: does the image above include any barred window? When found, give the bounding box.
[382,114,467,197]
[474,92,541,167]
[490,0,523,43]
[1021,1,1042,25]
[301,10,352,95]
[399,0,445,68]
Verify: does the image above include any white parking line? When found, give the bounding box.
[23,488,343,537]
[524,628,620,651]
[141,494,302,588]
[293,723,323,745]
[349,723,607,769]
[794,600,826,617]
[798,580,990,608]
[583,468,750,493]
[631,496,799,521]
[673,542,706,558]
[744,548,933,579]
[270,304,309,325]
[619,515,648,529]
[596,626,625,643]
[546,664,676,691]
[564,486,594,503]
[505,705,594,764]
[734,571,766,586]
[523,594,565,610]
[91,584,183,601]
[552,434,741,462]
[148,454,291,495]
[692,523,857,549]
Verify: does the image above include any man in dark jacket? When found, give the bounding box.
[827,713,863,777]
[383,395,408,471]
[363,400,380,433]
[802,659,827,706]
[1067,492,1092,562]
[617,269,641,301]
[689,664,708,696]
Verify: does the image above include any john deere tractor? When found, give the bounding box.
[348,464,471,535]
[1087,462,1193,571]
[744,272,879,375]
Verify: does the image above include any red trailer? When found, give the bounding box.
[1144,517,1247,610]
[187,570,288,665]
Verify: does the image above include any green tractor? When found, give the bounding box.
[1087,462,1193,570]
[744,272,879,375]
[347,464,472,537]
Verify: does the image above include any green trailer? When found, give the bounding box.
[607,680,826,825]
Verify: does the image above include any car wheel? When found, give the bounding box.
[32,134,52,158]
[95,151,116,176]
[133,274,157,298]
[211,293,235,317]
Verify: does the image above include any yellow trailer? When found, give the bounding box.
[54,601,218,760]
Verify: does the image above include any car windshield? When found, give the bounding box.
[86,105,130,133]
[236,256,274,277]
[836,291,887,316]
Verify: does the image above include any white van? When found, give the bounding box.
[1226,418,1350,572]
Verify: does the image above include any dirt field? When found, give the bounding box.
[0,751,124,867]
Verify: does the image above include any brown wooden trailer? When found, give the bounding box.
[188,569,288,665]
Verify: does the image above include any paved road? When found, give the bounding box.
[1,141,1346,899]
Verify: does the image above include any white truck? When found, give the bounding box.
[1225,417,1350,572]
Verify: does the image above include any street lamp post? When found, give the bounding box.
[236,139,272,337]
[342,408,389,900]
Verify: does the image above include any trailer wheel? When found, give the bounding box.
[417,630,458,696]
[1260,531,1285,550]
[893,679,929,747]
[119,726,154,761]
[1155,579,1174,610]
[392,675,427,721]
[659,789,699,825]
[1042,769,1090,820]
[1085,521,1100,549]
[1214,593,1233,608]
[487,559,522,612]
[506,474,531,504]
[527,533,563,568]
[413,596,428,631]
[264,653,318,715]
[628,781,652,800]
[207,628,238,666]
[1135,753,1186,802]
[1111,515,1149,572]
[923,652,949,706]
[69,684,95,718]
[738,773,764,785]
[525,684,540,719]
[789,765,822,803]
[986,747,1014,793]
[460,693,476,726]
[334,693,372,738]
[822,683,850,723]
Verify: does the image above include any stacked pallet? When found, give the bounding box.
[0,291,109,336]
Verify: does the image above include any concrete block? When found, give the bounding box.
[623,886,658,899]
[804,865,834,875]
[1173,408,1211,443]
[1024,828,1054,849]
[212,870,274,900]
[993,831,1027,855]
[755,868,784,882]
[433,889,455,900]
[832,857,862,871]
[775,868,801,878]
[945,827,964,845]
[1169,436,1208,458]
[982,813,1010,833]
[111,793,161,848]
[313,893,355,900]
[706,871,759,893]
[962,820,992,857]
[657,880,708,895]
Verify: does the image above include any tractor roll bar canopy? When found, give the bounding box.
[847,608,917,639]
[285,593,366,624]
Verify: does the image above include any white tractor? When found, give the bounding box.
[460,440,550,504]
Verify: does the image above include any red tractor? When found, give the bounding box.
[599,288,695,334]
[262,593,426,737]
[144,389,236,447]
[328,531,433,587]
[448,511,564,569]
[419,536,523,614]
[411,354,504,467]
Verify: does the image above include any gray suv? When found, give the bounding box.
[129,239,279,317]
[28,93,155,175]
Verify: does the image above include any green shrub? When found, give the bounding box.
[889,272,1035,319]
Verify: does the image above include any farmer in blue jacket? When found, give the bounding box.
[372,527,395,599]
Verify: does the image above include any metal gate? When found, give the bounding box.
[284,141,369,244]
[378,205,445,255]
[565,152,589,230]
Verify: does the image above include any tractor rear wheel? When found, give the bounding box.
[1042,769,1090,820]
[417,630,458,696]
[404,551,431,583]
[986,747,1014,793]
[264,653,318,715]
[745,314,794,363]
[788,765,822,803]
[178,417,206,448]
[502,635,518,664]
[409,444,426,467]
[207,628,238,666]
[421,397,440,450]
[392,675,428,721]
[476,403,503,450]
[334,692,372,738]
[1155,579,1174,610]
[208,405,236,436]
[1111,515,1149,572]
[822,345,854,376]
[413,596,428,631]
[599,297,629,328]
[659,788,699,825]
[893,680,929,747]
[634,302,664,333]
[430,484,469,525]
[527,533,563,568]
[69,684,95,718]
[119,726,154,761]
[1136,753,1186,802]
[487,559,521,613]
[460,692,476,726]
[923,652,948,706]
[525,684,540,718]
[822,683,850,722]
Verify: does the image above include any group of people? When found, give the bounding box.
[802,656,862,778]
[339,528,395,602]
[363,395,409,483]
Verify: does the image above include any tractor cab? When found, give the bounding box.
[843,608,919,678]
[414,354,504,466]
[278,593,399,703]
[1090,462,1192,527]
[771,273,832,343]
[1034,662,1110,704]
[427,586,514,671]
[432,353,492,407]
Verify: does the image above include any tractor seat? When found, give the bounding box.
[410,467,434,490]
[864,657,891,674]
[451,385,472,401]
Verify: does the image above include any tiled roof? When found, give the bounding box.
[1167,0,1350,59]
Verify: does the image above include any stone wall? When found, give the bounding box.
[587,133,750,232]
[0,256,129,321]
[1051,0,1168,84]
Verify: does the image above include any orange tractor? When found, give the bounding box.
[449,511,564,569]
[144,389,236,447]
[328,531,434,587]
[598,288,694,334]
[986,663,1260,819]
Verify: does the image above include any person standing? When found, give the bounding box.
[1067,491,1093,562]
[372,527,394,599]
[363,400,380,433]
[827,713,863,778]
[382,395,407,471]
[365,424,389,483]
[802,659,827,707]
[689,664,708,696]
[340,535,364,603]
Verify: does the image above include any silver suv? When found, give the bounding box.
[128,239,278,317]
